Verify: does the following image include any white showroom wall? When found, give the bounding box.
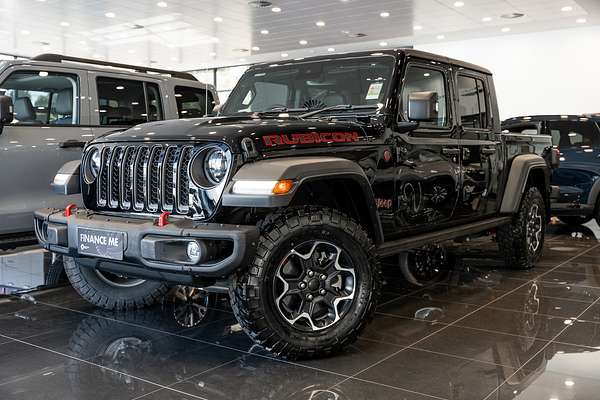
[417,26,600,120]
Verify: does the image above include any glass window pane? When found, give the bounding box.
[174,86,214,118]
[216,66,249,92]
[97,77,147,126]
[146,83,162,121]
[0,70,79,125]
[190,69,215,86]
[401,66,448,128]
[457,75,487,129]
[549,121,599,148]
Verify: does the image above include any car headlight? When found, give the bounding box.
[83,148,101,184]
[205,148,228,184]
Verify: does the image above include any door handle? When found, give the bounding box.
[442,147,460,156]
[480,147,497,155]
[59,140,87,149]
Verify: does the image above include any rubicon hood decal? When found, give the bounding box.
[262,131,360,147]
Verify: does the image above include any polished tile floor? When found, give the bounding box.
[1,221,599,400]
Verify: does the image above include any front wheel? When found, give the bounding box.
[63,256,170,310]
[497,186,546,269]
[230,207,381,360]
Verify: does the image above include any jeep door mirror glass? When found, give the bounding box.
[408,91,438,122]
[0,95,14,125]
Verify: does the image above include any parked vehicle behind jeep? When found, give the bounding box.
[0,54,217,240]
[503,115,600,226]
[34,49,556,359]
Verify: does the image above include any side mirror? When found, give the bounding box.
[408,91,438,122]
[0,95,14,125]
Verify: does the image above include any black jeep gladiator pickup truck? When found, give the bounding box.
[31,49,558,359]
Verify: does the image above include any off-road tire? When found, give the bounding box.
[497,186,546,269]
[63,256,169,310]
[230,207,381,360]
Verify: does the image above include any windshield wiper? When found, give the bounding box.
[299,104,380,119]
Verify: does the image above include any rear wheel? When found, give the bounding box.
[399,245,450,287]
[498,186,546,269]
[63,256,169,310]
[230,207,381,360]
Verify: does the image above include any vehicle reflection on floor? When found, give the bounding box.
[0,245,64,295]
[0,219,599,399]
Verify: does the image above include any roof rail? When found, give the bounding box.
[31,53,197,81]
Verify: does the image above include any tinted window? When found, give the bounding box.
[222,56,395,114]
[401,66,448,128]
[548,121,600,148]
[0,70,79,125]
[96,78,162,126]
[457,75,488,129]
[174,86,214,118]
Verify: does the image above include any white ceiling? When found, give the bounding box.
[0,0,599,70]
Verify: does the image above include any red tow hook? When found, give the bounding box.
[157,211,171,227]
[65,204,77,217]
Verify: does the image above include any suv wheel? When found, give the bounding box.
[63,256,170,310]
[497,186,546,269]
[399,245,449,287]
[230,207,381,360]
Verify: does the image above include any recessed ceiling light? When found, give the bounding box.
[21,29,30,35]
[260,29,269,34]
[105,12,116,18]
[209,51,217,57]
[316,20,326,27]
[157,1,168,7]
[116,86,125,90]
[423,73,431,77]
[561,6,573,12]
[501,27,511,32]
[127,49,135,54]
[413,25,423,30]
[380,11,390,18]
[299,39,308,45]
[60,21,70,27]
[271,7,281,12]
[327,47,335,52]
[213,16,223,22]
[239,58,247,62]
[436,34,445,39]
[251,46,260,51]
[379,41,388,46]
[38,71,48,77]
[79,40,86,45]
[453,1,465,7]
[576,18,587,23]
[482,16,492,22]
[281,52,289,57]
[501,12,525,19]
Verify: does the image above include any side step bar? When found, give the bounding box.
[377,216,512,257]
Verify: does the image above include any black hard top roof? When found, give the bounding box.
[503,115,600,124]
[249,48,492,75]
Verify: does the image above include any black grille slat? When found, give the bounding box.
[91,143,208,217]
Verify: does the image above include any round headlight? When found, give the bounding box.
[204,148,228,184]
[84,148,101,184]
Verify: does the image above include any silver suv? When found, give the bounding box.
[0,54,217,236]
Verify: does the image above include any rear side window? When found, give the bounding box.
[0,70,79,125]
[548,121,600,148]
[96,77,163,126]
[457,75,488,129]
[174,86,214,118]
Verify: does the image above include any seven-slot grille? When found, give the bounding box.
[95,144,197,215]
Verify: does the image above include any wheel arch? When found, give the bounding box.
[221,156,384,244]
[500,154,550,217]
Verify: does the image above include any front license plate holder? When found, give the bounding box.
[77,227,126,261]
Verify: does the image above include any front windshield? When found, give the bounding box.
[220,55,395,115]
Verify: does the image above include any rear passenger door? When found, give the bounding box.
[452,71,499,221]
[88,72,164,137]
[0,66,91,234]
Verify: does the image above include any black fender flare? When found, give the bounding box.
[500,154,549,214]
[221,156,383,243]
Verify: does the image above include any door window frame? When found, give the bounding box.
[454,70,492,136]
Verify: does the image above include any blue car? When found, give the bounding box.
[503,115,600,226]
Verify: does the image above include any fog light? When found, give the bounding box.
[187,241,202,263]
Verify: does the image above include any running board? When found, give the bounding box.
[377,216,512,257]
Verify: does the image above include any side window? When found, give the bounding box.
[0,70,79,125]
[174,86,214,118]
[401,65,448,128]
[548,121,599,148]
[96,77,162,126]
[457,75,488,129]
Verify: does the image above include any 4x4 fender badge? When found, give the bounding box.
[262,131,360,147]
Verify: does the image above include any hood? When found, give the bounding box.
[93,115,384,153]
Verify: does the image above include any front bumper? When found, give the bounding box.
[34,208,259,279]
